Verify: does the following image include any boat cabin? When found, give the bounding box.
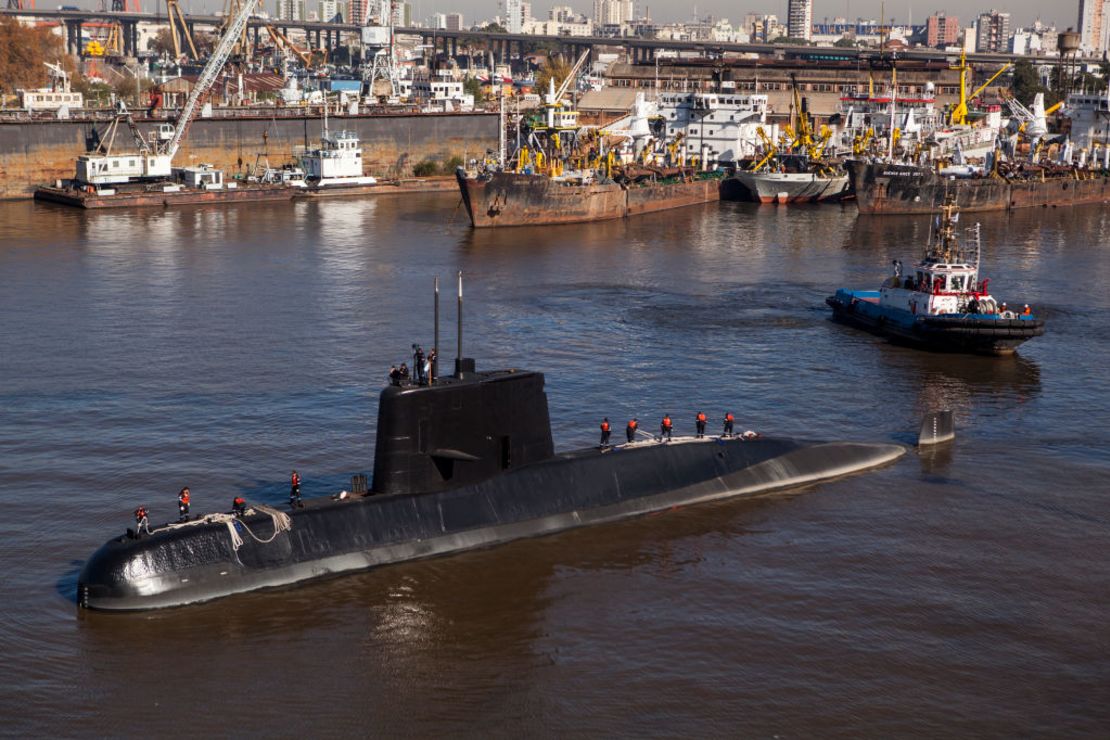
[878,202,1001,316]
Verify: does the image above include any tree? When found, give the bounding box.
[463,76,483,101]
[770,36,811,46]
[535,53,571,96]
[0,16,69,94]
[833,37,859,48]
[1011,59,1048,106]
[484,22,507,34]
[149,28,177,57]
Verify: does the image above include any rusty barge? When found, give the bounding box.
[850,160,1110,215]
[456,169,723,228]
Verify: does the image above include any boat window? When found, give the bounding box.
[950,275,966,291]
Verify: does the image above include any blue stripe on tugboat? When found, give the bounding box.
[826,200,1045,355]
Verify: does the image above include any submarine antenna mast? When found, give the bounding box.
[434,276,440,383]
[456,271,463,376]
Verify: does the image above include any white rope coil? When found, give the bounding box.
[150,502,294,552]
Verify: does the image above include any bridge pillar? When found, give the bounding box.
[67,20,84,56]
[450,37,457,59]
[121,20,134,56]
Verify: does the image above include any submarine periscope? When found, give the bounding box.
[77,274,905,611]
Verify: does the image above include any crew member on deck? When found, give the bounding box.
[388,365,401,386]
[723,412,735,437]
[1023,304,1032,315]
[290,470,302,508]
[413,345,426,384]
[177,488,190,522]
[695,411,707,438]
[134,506,148,536]
[600,418,611,447]
[399,363,410,384]
[232,497,247,518]
[427,349,437,384]
[661,414,673,441]
[626,418,638,443]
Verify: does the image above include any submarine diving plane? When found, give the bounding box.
[78,276,906,611]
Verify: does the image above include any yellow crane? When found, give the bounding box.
[852,127,874,155]
[166,0,200,60]
[750,126,778,172]
[948,51,1012,126]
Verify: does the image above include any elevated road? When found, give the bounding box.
[0,7,1053,66]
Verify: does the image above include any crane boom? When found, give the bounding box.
[162,0,259,159]
[552,50,590,106]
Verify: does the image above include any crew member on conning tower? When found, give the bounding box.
[626,418,638,443]
[661,414,673,442]
[599,418,611,447]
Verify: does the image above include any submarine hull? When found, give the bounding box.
[78,437,903,611]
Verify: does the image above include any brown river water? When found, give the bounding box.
[1,195,1108,736]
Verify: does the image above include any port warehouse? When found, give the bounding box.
[0,111,498,200]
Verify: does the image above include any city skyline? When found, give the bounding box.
[53,0,1069,29]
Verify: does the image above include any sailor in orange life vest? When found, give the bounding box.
[661,414,673,441]
[695,411,707,438]
[599,418,611,447]
[232,496,247,518]
[1023,304,1032,315]
[290,470,302,508]
[134,506,149,535]
[723,412,735,437]
[177,487,191,522]
[626,418,638,443]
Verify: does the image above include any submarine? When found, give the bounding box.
[78,277,906,611]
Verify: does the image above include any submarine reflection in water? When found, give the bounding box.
[77,280,905,612]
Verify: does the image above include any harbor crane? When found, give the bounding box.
[948,52,1012,126]
[74,0,261,186]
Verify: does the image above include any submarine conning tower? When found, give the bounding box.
[371,359,555,496]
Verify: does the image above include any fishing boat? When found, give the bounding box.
[826,199,1045,354]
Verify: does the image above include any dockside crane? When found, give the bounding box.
[165,0,199,61]
[74,0,261,187]
[948,51,1012,126]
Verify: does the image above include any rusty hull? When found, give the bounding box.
[850,160,1110,215]
[457,171,722,227]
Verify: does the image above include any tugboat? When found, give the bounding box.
[826,199,1046,354]
[77,277,905,611]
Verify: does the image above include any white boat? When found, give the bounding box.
[729,154,849,204]
[302,129,377,188]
